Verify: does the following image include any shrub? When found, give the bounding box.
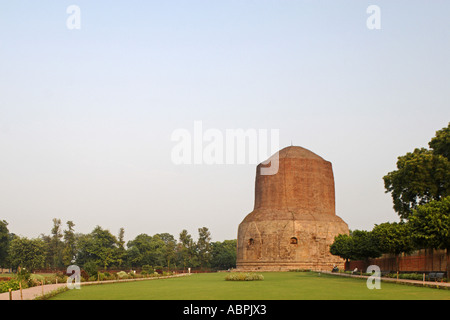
[224,273,264,281]
[83,261,99,278]
[142,265,154,274]
[289,269,311,272]
[116,271,128,279]
[17,268,31,284]
[55,272,67,283]
[0,279,21,293]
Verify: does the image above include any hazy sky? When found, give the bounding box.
[1,1,449,243]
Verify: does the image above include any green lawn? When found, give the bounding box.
[50,272,450,300]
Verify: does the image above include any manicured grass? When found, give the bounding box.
[50,272,450,300]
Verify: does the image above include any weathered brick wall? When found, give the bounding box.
[347,249,448,273]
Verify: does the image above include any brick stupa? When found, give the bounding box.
[236,146,349,271]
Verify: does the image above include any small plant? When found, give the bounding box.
[116,271,128,279]
[225,273,264,281]
[0,279,21,293]
[142,265,154,274]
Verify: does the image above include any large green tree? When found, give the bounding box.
[350,230,381,261]
[383,123,450,220]
[197,227,212,270]
[210,239,237,270]
[62,220,76,266]
[76,226,119,270]
[8,237,47,271]
[330,230,381,263]
[372,222,414,272]
[177,229,198,271]
[409,196,450,277]
[49,218,64,268]
[329,234,354,264]
[126,233,166,268]
[156,233,177,270]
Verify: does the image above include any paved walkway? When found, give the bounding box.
[0,273,191,300]
[320,271,450,289]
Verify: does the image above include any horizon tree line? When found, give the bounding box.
[0,219,237,274]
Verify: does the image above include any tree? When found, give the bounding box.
[8,237,47,271]
[383,148,450,220]
[329,234,354,264]
[126,233,165,268]
[156,233,177,270]
[49,218,64,268]
[210,239,237,270]
[351,230,381,261]
[177,229,198,271]
[76,226,119,270]
[372,222,414,273]
[116,227,126,268]
[429,122,450,160]
[383,123,450,220]
[62,221,76,266]
[0,220,9,268]
[330,230,380,263]
[197,227,211,270]
[409,196,450,277]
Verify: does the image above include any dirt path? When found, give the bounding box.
[0,283,67,300]
[0,273,191,300]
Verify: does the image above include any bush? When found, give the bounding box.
[0,279,21,293]
[142,265,154,274]
[83,261,99,278]
[55,272,67,283]
[17,268,31,284]
[382,273,420,280]
[116,271,128,279]
[224,273,264,281]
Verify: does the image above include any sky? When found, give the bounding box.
[0,1,449,244]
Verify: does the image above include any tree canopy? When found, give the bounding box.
[383,123,450,220]
[1,219,236,273]
[409,195,450,250]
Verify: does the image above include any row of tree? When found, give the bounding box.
[331,196,450,270]
[330,123,450,275]
[0,220,237,273]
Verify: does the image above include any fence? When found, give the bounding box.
[347,248,448,273]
